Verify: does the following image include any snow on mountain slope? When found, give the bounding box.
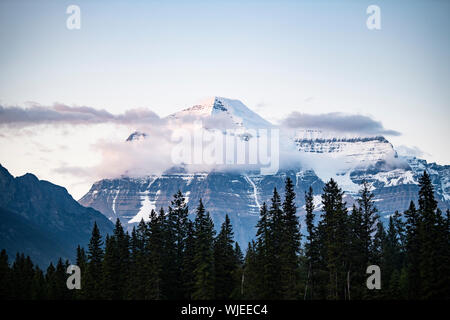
[168,97,273,129]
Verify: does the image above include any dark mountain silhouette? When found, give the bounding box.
[0,164,114,266]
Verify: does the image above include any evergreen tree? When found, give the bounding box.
[0,249,11,299]
[45,258,68,299]
[417,171,447,299]
[75,245,87,299]
[347,204,366,300]
[242,241,259,299]
[85,222,104,299]
[102,234,117,299]
[192,199,215,299]
[147,209,164,299]
[319,179,348,300]
[11,253,34,299]
[31,266,46,300]
[280,177,301,299]
[266,188,284,299]
[404,201,421,299]
[382,216,402,297]
[164,190,189,299]
[304,186,317,300]
[182,219,196,299]
[231,242,244,299]
[254,202,270,298]
[214,214,237,299]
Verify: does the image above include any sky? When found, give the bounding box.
[0,0,449,199]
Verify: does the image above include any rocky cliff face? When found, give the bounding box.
[79,159,450,248]
[79,169,325,246]
[0,164,114,267]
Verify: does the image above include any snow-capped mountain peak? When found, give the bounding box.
[168,97,273,129]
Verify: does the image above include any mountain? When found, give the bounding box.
[0,164,114,267]
[79,97,450,248]
[168,96,273,129]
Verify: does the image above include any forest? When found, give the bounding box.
[0,171,448,300]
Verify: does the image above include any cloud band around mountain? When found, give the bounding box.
[0,104,161,127]
[0,103,400,137]
[281,112,401,136]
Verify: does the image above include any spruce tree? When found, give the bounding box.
[417,171,442,299]
[165,190,189,299]
[304,186,317,300]
[0,249,11,299]
[280,177,301,299]
[404,201,421,299]
[75,245,87,299]
[254,202,270,298]
[231,242,244,299]
[147,209,164,299]
[192,199,215,300]
[214,214,236,299]
[266,188,284,299]
[182,219,196,299]
[319,179,348,300]
[86,222,104,299]
[31,266,46,300]
[242,241,260,299]
[11,253,34,299]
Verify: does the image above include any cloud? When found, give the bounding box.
[395,145,428,158]
[281,112,401,136]
[0,103,161,127]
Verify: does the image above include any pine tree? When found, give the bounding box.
[319,179,348,300]
[46,258,68,299]
[11,253,34,299]
[162,201,182,299]
[254,202,270,298]
[404,201,421,299]
[129,218,151,299]
[214,214,237,299]
[75,245,87,299]
[266,188,284,299]
[347,204,365,300]
[280,177,301,299]
[358,181,379,264]
[102,234,117,299]
[382,216,402,297]
[192,199,215,299]
[164,190,189,299]
[304,186,317,300]
[182,219,196,299]
[127,225,145,299]
[147,209,164,299]
[85,222,104,299]
[231,242,244,299]
[0,249,11,299]
[242,241,259,299]
[417,171,443,299]
[31,266,46,300]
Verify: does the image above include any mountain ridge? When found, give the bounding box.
[0,164,114,266]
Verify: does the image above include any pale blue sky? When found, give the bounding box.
[0,0,449,197]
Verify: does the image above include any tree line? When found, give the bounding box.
[0,171,448,300]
